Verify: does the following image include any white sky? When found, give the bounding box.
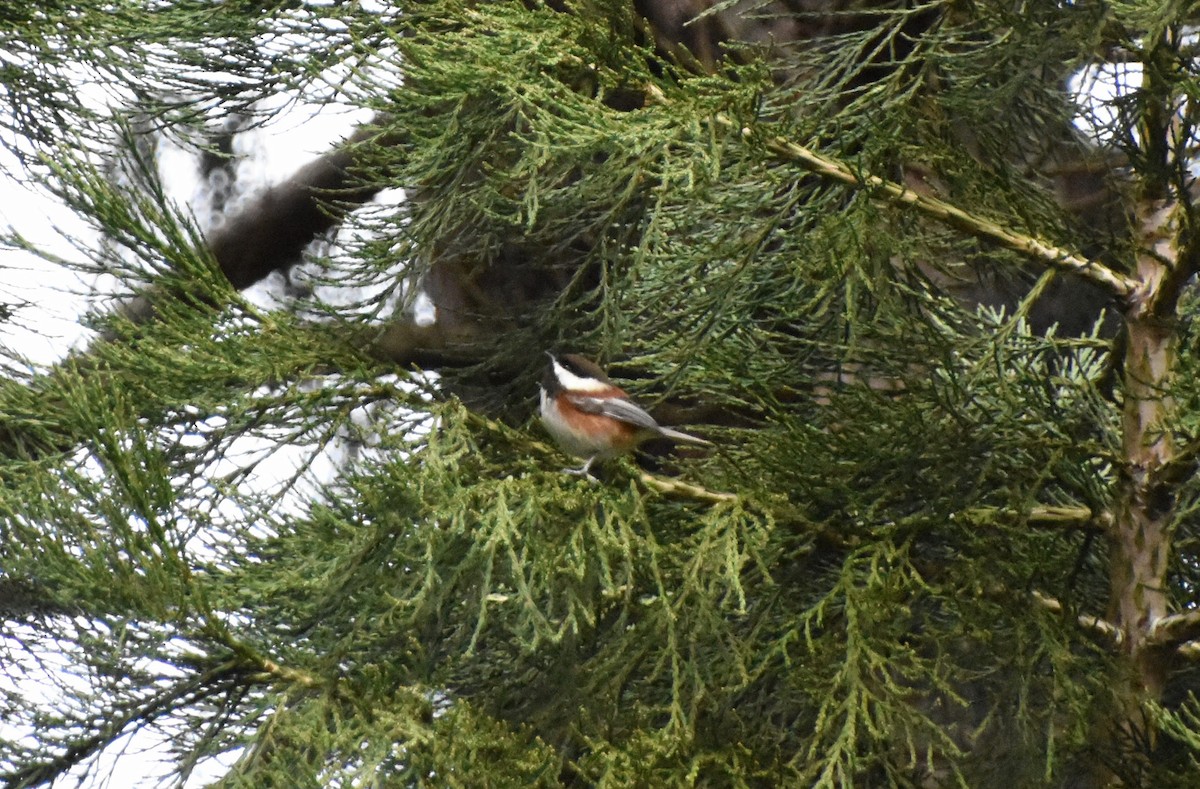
[0,91,380,787]
[0,94,376,367]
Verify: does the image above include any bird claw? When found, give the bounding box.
[562,458,598,482]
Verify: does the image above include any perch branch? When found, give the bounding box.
[638,472,737,504]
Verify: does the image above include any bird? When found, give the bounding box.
[539,352,712,478]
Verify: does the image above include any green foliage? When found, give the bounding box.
[4,1,1200,787]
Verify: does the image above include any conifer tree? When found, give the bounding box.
[5,1,1200,787]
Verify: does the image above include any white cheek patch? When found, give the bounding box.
[553,358,610,393]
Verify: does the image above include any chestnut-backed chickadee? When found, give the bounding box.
[540,352,711,477]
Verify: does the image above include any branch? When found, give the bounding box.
[722,117,1138,301]
[358,318,487,369]
[99,120,399,342]
[954,505,1108,532]
[209,123,391,290]
[1032,590,1123,647]
[0,578,79,620]
[638,472,737,504]
[1148,609,1200,651]
[247,657,323,689]
[2,659,247,788]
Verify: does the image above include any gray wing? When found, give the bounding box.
[567,393,661,430]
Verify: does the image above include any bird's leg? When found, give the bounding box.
[563,456,599,481]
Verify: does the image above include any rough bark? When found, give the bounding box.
[1097,195,1189,785]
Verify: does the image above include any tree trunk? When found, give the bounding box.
[1101,199,1181,784]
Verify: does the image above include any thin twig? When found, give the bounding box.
[1148,609,1200,651]
[954,505,1108,531]
[1032,590,1123,647]
[638,472,737,504]
[722,116,1138,301]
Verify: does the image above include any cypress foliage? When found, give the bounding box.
[3,1,1200,787]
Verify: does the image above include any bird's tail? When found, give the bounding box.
[656,426,713,447]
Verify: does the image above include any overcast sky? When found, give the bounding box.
[0,92,375,367]
[0,91,377,787]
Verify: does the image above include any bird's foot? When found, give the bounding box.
[562,458,598,482]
